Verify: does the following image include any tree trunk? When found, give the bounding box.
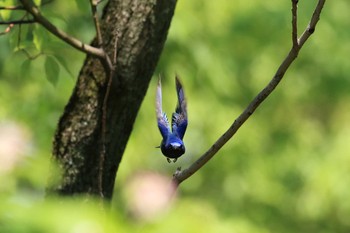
[51,0,177,199]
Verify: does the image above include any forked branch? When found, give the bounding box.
[19,0,105,59]
[173,0,326,184]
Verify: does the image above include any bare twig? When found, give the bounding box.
[291,0,298,48]
[90,3,116,196]
[98,36,118,197]
[0,0,53,10]
[19,0,105,59]
[0,5,25,10]
[173,0,326,185]
[90,0,103,47]
[0,19,36,24]
[298,0,325,47]
[0,11,33,35]
[0,24,14,35]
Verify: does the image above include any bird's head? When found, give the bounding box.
[170,142,184,151]
[160,137,185,160]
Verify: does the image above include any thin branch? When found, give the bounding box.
[0,24,14,35]
[0,19,36,24]
[19,0,105,59]
[98,36,118,197]
[112,33,118,65]
[291,0,298,48]
[173,0,326,185]
[0,0,53,10]
[298,0,325,47]
[0,12,32,36]
[0,5,25,10]
[89,0,114,71]
[90,0,103,46]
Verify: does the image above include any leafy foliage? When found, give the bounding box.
[44,56,60,86]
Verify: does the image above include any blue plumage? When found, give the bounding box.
[156,75,188,163]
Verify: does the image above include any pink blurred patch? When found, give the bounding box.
[0,121,31,173]
[124,171,177,221]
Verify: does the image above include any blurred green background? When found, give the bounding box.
[1,0,350,232]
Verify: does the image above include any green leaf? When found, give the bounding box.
[33,26,48,51]
[0,9,11,21]
[20,59,32,79]
[53,54,74,78]
[44,56,60,86]
[74,0,90,12]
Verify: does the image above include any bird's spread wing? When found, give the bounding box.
[156,77,171,139]
[172,75,188,139]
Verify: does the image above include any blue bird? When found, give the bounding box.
[156,75,188,163]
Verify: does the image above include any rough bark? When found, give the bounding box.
[51,0,177,199]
